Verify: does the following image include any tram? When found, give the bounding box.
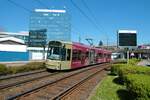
[45,41,111,70]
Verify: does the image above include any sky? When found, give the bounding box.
[0,0,150,46]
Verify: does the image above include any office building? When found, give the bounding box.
[29,9,71,44]
[28,9,71,60]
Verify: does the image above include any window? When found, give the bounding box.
[104,54,106,58]
[61,48,66,61]
[67,49,71,61]
[107,54,111,58]
[78,50,81,60]
[98,53,103,58]
[72,50,78,61]
[72,50,85,61]
[47,47,61,60]
[86,52,89,57]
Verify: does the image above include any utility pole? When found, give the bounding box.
[106,36,108,49]
[78,33,81,43]
[127,50,129,64]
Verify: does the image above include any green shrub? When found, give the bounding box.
[22,62,45,70]
[0,64,8,74]
[111,63,150,83]
[111,64,127,75]
[9,62,45,74]
[125,74,150,100]
[128,58,141,65]
[118,66,150,79]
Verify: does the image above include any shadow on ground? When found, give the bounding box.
[117,89,135,100]
[113,77,124,85]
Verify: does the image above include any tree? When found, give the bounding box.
[98,40,103,46]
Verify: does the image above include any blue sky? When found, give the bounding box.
[0,0,150,46]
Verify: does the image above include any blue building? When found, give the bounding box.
[29,9,71,43]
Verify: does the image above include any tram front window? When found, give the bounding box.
[47,46,66,61]
[47,47,61,60]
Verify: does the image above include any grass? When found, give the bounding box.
[90,75,131,100]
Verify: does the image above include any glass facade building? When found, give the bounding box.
[29,9,71,44]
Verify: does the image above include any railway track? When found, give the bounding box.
[0,70,58,90]
[5,63,110,100]
[54,67,108,100]
[0,70,60,100]
[0,69,46,81]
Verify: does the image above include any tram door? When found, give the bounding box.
[89,49,95,64]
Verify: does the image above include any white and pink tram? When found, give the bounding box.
[45,41,111,70]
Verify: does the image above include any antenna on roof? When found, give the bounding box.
[85,38,93,46]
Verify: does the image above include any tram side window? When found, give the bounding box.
[67,49,71,61]
[72,50,78,61]
[61,48,66,61]
[86,52,89,58]
[99,53,103,58]
[104,54,106,58]
[78,50,81,60]
[108,54,111,58]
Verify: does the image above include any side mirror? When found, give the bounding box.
[63,44,66,48]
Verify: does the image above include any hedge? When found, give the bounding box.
[120,66,148,78]
[9,62,45,74]
[125,74,150,100]
[110,64,127,75]
[0,64,8,75]
[111,58,140,75]
[111,60,150,99]
[128,58,141,65]
[0,62,45,75]
[111,64,150,81]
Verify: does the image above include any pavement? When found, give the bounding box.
[137,60,150,66]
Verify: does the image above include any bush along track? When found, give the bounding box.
[110,59,150,100]
[125,74,150,100]
[0,64,8,75]
[0,62,45,75]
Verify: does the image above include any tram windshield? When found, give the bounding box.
[47,46,61,60]
[47,46,66,61]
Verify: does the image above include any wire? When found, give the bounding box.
[81,0,108,38]
[70,0,101,33]
[81,0,99,29]
[35,0,49,9]
[7,0,32,12]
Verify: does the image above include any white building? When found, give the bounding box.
[0,37,29,62]
[0,31,29,44]
[27,47,47,60]
[0,31,47,61]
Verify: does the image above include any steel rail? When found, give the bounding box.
[53,65,110,100]
[7,63,109,100]
[0,69,46,81]
[0,72,58,90]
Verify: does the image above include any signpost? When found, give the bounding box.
[117,30,137,62]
